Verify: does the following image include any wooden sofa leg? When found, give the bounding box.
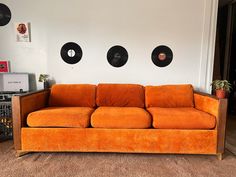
[16,150,29,157]
[217,153,223,160]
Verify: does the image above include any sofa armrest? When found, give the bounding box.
[194,91,228,154]
[12,89,50,150]
[194,91,220,117]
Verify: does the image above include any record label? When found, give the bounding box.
[151,45,173,67]
[107,45,128,67]
[0,3,11,26]
[60,42,83,64]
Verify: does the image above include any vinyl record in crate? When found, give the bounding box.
[60,42,83,64]
[151,45,173,67]
[0,3,11,26]
[107,45,128,67]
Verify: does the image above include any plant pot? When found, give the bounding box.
[215,89,226,99]
[43,81,50,89]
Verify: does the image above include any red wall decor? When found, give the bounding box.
[0,61,10,72]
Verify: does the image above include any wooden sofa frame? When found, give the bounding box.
[12,89,228,160]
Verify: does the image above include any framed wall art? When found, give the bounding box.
[15,22,31,42]
[0,61,10,73]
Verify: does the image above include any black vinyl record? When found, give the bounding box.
[0,3,11,26]
[151,45,173,67]
[107,45,128,67]
[60,42,83,64]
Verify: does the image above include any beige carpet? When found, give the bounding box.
[0,141,236,177]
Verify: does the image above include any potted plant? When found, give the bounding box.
[211,80,232,99]
[39,74,50,89]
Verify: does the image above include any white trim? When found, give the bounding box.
[198,0,219,93]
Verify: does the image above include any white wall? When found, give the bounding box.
[0,0,218,92]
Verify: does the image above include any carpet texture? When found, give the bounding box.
[0,141,236,177]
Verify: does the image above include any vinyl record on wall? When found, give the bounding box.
[151,45,173,67]
[60,42,83,64]
[0,3,11,26]
[107,45,128,67]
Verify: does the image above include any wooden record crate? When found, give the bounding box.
[0,102,13,141]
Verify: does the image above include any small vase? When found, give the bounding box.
[43,81,50,89]
[215,89,226,99]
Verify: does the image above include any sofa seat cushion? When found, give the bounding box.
[91,107,152,129]
[147,107,216,129]
[27,107,94,128]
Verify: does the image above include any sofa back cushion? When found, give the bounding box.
[49,84,96,107]
[145,84,194,108]
[96,84,145,107]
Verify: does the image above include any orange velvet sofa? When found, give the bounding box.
[12,84,228,159]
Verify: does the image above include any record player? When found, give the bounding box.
[0,73,29,93]
[0,73,29,102]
